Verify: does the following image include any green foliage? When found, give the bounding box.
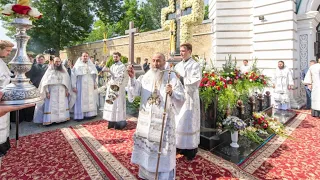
[139,0,168,31]
[0,0,94,54]
[222,55,237,73]
[106,56,129,67]
[126,96,141,115]
[241,130,265,144]
[199,55,270,124]
[83,20,107,43]
[218,87,238,111]
[90,0,169,39]
[199,87,215,110]
[91,0,123,25]
[204,5,209,20]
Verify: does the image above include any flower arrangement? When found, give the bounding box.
[222,116,246,133]
[1,0,42,19]
[199,55,270,113]
[161,0,204,49]
[252,112,291,138]
[180,0,204,43]
[252,112,269,129]
[161,0,175,31]
[240,126,265,144]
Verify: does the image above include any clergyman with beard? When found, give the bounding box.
[33,57,73,125]
[272,61,294,110]
[127,52,185,179]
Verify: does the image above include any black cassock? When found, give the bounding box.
[10,63,48,123]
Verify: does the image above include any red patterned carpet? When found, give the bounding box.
[0,130,91,179]
[0,120,253,180]
[0,113,318,179]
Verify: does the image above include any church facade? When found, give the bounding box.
[208,0,320,109]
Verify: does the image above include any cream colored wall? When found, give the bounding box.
[62,22,213,65]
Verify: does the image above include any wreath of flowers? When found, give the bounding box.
[180,0,204,43]
[161,0,204,50]
[252,112,291,138]
[1,1,42,19]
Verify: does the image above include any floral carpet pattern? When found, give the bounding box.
[0,120,253,180]
[0,130,91,179]
[0,112,318,180]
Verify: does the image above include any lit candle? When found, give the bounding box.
[17,0,30,6]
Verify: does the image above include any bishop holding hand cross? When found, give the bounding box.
[126,52,185,179]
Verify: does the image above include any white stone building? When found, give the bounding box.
[208,0,320,109]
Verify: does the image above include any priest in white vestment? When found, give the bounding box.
[103,52,128,129]
[71,52,98,120]
[272,61,294,110]
[174,43,201,160]
[0,40,14,156]
[240,59,251,74]
[33,57,73,125]
[304,59,320,117]
[127,53,185,180]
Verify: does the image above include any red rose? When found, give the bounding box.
[211,81,216,86]
[263,124,268,129]
[216,86,221,91]
[12,5,31,15]
[223,84,227,88]
[199,83,204,87]
[228,81,233,84]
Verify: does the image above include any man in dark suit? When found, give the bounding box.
[301,60,316,109]
[143,58,150,72]
[19,54,48,122]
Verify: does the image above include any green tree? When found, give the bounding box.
[0,0,94,54]
[83,20,107,43]
[139,0,168,31]
[91,0,123,24]
[204,5,209,20]
[114,0,142,35]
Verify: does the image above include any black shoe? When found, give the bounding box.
[115,121,127,130]
[108,122,116,129]
[176,148,182,155]
[0,137,11,156]
[184,148,197,161]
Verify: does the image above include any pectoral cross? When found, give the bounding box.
[148,90,161,106]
